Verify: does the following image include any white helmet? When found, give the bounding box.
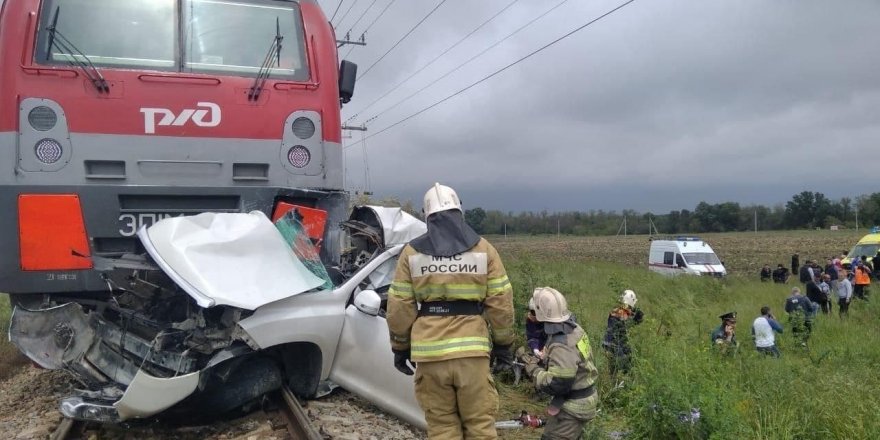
[532,287,571,323]
[423,183,462,218]
[621,289,637,308]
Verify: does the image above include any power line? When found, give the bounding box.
[345,0,637,151]
[356,0,447,81]
[330,0,344,23]
[342,0,378,37]
[345,0,521,123]
[364,0,571,122]
[334,0,359,29]
[342,0,397,59]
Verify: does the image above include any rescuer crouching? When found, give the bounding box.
[517,287,599,439]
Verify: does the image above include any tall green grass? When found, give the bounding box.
[501,255,880,439]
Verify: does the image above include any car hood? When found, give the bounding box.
[138,211,326,310]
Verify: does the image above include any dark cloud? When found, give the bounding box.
[335,0,880,212]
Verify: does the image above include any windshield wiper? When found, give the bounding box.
[45,6,110,94]
[248,17,283,101]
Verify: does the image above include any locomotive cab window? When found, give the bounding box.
[34,0,309,81]
[183,0,309,81]
[36,0,176,69]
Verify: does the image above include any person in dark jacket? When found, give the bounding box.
[760,264,772,282]
[791,253,800,278]
[710,312,738,355]
[784,287,815,345]
[602,289,644,376]
[525,296,546,358]
[825,258,839,291]
[805,277,830,314]
[772,264,789,284]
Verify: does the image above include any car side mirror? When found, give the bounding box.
[353,289,381,316]
[339,60,357,105]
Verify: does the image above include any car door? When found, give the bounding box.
[328,246,427,430]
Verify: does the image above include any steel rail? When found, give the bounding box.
[279,385,323,440]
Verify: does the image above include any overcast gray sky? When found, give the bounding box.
[323,0,880,213]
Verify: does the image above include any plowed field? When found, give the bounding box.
[491,229,865,277]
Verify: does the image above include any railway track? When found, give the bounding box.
[49,385,323,440]
[278,385,323,440]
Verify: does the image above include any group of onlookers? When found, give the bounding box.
[742,252,877,357]
[760,252,875,307]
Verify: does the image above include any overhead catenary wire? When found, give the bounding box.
[356,0,447,81]
[342,0,397,59]
[333,0,359,30]
[341,0,378,38]
[345,0,521,123]
[329,0,344,23]
[344,0,637,151]
[359,0,571,122]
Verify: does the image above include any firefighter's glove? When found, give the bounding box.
[491,344,514,374]
[633,308,644,324]
[516,346,541,377]
[393,349,415,376]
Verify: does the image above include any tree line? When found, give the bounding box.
[354,191,880,236]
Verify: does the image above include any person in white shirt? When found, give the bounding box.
[836,270,853,318]
[752,306,783,357]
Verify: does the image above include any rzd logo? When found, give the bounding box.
[140,102,221,134]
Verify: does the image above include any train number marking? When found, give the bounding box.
[118,213,183,236]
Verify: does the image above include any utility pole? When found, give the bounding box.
[854,198,859,231]
[341,124,368,132]
[754,210,757,234]
[342,123,369,195]
[336,32,367,48]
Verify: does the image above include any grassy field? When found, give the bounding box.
[1,230,875,438]
[494,231,880,439]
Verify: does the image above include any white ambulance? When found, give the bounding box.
[648,236,727,277]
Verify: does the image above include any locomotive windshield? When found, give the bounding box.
[183,0,308,80]
[36,0,308,80]
[37,0,176,69]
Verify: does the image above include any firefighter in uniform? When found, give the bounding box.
[387,183,515,439]
[517,287,599,440]
[602,289,644,376]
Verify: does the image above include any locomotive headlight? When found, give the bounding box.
[28,106,58,131]
[34,139,63,164]
[291,117,316,139]
[287,145,311,168]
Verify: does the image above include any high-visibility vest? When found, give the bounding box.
[854,267,871,285]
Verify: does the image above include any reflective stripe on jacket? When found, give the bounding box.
[387,238,514,363]
[533,324,599,418]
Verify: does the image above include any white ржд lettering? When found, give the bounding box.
[140,102,221,134]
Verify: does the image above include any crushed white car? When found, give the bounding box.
[9,206,427,428]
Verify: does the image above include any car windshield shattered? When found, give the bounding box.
[9,206,427,428]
